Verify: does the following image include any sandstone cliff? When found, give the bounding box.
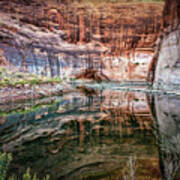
[0,0,163,81]
[152,0,180,90]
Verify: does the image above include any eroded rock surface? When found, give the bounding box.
[153,0,180,90]
[0,0,163,81]
[154,27,180,90]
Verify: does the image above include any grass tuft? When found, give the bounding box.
[0,68,62,87]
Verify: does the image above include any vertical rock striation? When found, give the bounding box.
[153,0,180,90]
[0,0,164,81]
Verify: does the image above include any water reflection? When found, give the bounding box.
[152,95,180,180]
[0,90,179,179]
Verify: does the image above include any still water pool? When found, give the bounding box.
[0,89,180,180]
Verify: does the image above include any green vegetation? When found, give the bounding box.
[0,153,50,180]
[0,67,62,87]
[0,153,12,180]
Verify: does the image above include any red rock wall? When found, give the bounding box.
[0,0,164,81]
[47,2,163,53]
[46,2,163,81]
[163,0,180,28]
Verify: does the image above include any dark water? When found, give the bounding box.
[0,89,180,180]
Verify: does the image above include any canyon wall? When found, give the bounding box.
[0,0,163,81]
[153,0,180,90]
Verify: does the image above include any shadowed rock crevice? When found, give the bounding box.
[76,69,110,82]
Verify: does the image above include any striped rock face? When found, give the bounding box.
[154,0,180,90]
[154,27,180,90]
[0,0,164,81]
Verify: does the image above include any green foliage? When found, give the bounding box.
[0,153,50,180]
[0,67,6,73]
[0,67,62,87]
[69,77,77,81]
[47,77,62,84]
[8,169,50,180]
[0,153,12,180]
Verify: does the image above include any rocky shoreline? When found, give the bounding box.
[1,79,180,105]
[0,67,74,104]
[0,83,74,104]
[72,81,180,96]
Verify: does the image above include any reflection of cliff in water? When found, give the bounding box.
[0,90,179,179]
[151,95,180,180]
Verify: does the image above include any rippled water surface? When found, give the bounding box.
[0,89,180,180]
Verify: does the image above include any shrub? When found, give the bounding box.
[0,153,12,180]
[0,153,50,180]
